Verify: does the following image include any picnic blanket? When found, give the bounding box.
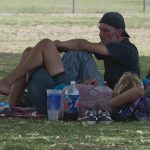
[0,99,46,119]
[0,106,46,119]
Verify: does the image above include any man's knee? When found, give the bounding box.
[77,51,93,59]
[68,50,91,56]
[74,51,92,60]
[71,51,93,64]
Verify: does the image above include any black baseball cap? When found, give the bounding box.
[99,12,130,38]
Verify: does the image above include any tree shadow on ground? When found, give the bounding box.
[0,52,149,79]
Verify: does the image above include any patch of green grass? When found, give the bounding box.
[0,52,148,80]
[140,56,150,78]
[0,0,72,14]
[125,13,150,28]
[0,119,150,150]
[0,14,150,28]
[0,14,149,56]
[77,0,145,13]
[0,15,99,26]
[0,53,20,79]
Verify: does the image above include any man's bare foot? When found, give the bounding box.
[0,80,10,96]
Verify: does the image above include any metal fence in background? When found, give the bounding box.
[0,0,150,14]
[71,0,150,14]
[144,0,149,12]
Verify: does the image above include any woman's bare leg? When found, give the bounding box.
[8,77,26,106]
[8,47,32,106]
[0,39,64,95]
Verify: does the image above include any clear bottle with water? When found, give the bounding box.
[63,81,80,121]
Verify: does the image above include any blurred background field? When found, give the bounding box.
[0,0,149,78]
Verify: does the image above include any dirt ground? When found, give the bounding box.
[0,24,149,55]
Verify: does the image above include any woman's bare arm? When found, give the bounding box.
[107,87,144,108]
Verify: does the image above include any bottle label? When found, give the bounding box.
[64,94,80,113]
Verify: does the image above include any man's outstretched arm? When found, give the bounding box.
[54,39,110,55]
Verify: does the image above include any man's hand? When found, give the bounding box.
[54,40,68,53]
[84,78,98,86]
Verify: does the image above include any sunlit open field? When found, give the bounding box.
[0,14,150,56]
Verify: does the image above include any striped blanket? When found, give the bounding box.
[0,107,46,119]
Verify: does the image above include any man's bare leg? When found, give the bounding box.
[0,39,64,95]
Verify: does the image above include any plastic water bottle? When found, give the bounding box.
[63,81,80,121]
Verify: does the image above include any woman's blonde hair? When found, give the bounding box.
[113,72,143,96]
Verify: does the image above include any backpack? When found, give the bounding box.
[111,96,150,121]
